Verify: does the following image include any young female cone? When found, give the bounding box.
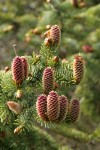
[44,25,61,46]
[73,55,84,84]
[47,91,60,121]
[68,99,80,123]
[50,25,61,45]
[57,96,68,122]
[12,56,24,85]
[42,67,54,95]
[21,56,28,79]
[36,94,48,121]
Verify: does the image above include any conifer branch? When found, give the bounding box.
[51,125,100,143]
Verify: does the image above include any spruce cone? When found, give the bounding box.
[69,99,80,123]
[36,94,48,121]
[47,91,60,121]
[42,67,54,95]
[50,25,61,45]
[7,101,22,114]
[57,96,68,121]
[12,56,24,85]
[73,55,84,84]
[21,56,28,79]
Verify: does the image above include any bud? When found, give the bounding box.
[16,90,23,99]
[5,66,10,73]
[12,56,24,85]
[44,37,52,47]
[46,24,51,30]
[36,55,40,62]
[47,91,60,121]
[36,94,48,121]
[69,99,80,123]
[49,25,61,45]
[7,101,22,114]
[73,55,84,84]
[14,126,22,134]
[21,56,28,79]
[53,56,59,63]
[57,96,68,121]
[42,67,54,95]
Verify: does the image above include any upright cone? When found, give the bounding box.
[36,94,48,121]
[57,96,68,121]
[44,25,61,46]
[69,99,80,123]
[47,91,60,121]
[50,25,61,45]
[42,67,54,95]
[21,56,28,79]
[12,56,24,85]
[73,55,84,84]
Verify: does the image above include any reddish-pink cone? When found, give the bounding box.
[42,67,54,95]
[69,99,80,123]
[21,56,28,79]
[50,25,61,45]
[7,101,22,114]
[12,56,24,85]
[57,96,68,121]
[47,91,60,121]
[36,94,48,121]
[73,55,84,84]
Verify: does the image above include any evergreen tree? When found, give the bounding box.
[0,0,100,149]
